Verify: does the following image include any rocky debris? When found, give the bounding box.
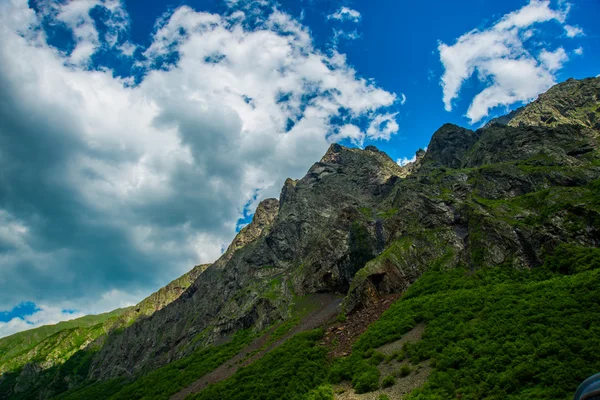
[333,325,430,400]
[323,294,401,359]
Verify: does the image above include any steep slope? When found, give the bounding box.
[0,309,128,374]
[0,264,209,398]
[88,144,405,379]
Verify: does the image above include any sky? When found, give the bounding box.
[0,0,597,337]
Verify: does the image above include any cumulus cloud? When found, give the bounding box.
[328,6,361,23]
[574,46,583,55]
[438,0,579,123]
[539,47,568,71]
[400,93,407,105]
[0,0,399,330]
[564,24,584,37]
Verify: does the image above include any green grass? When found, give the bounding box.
[0,308,129,374]
[332,245,600,399]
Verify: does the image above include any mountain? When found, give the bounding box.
[1,76,599,400]
[0,263,209,393]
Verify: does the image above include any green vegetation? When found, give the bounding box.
[0,308,128,374]
[190,330,328,400]
[305,385,335,400]
[333,245,600,399]
[378,394,391,400]
[399,364,412,378]
[382,374,395,388]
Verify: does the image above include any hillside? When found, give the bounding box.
[0,309,128,374]
[1,76,599,399]
[0,264,209,387]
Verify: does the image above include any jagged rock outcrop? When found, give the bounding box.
[88,143,407,379]
[116,263,210,328]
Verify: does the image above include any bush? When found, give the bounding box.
[378,395,391,400]
[305,385,334,400]
[352,365,380,394]
[399,364,412,377]
[382,375,395,388]
[368,351,385,366]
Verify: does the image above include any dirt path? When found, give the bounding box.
[170,294,342,400]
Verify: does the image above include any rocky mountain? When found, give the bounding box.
[1,76,599,400]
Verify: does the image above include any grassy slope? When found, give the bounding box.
[331,246,600,400]
[0,308,128,373]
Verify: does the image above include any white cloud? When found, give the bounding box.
[0,0,399,332]
[328,124,364,145]
[397,154,416,166]
[118,42,137,56]
[574,46,583,55]
[36,0,130,65]
[400,93,407,105]
[439,0,578,123]
[539,47,568,71]
[328,6,361,23]
[367,113,399,140]
[564,24,584,37]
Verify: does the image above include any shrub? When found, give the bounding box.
[382,375,395,388]
[368,351,385,366]
[352,365,380,394]
[305,385,334,400]
[399,364,412,377]
[378,395,391,400]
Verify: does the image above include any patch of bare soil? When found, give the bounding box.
[170,293,341,400]
[334,324,432,400]
[321,294,401,359]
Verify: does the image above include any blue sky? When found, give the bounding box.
[0,0,597,337]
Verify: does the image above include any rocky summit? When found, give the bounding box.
[1,76,600,400]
